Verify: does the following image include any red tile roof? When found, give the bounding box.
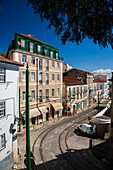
[64,68,93,75]
[0,56,23,66]
[93,80,106,83]
[63,77,87,85]
[22,34,44,44]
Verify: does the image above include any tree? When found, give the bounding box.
[28,0,113,49]
[0,0,3,13]
[0,53,7,58]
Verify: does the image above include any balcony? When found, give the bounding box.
[46,80,49,85]
[39,65,43,70]
[46,66,49,71]
[39,80,43,85]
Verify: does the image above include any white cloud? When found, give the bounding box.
[92,69,113,75]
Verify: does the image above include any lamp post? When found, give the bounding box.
[26,63,31,170]
[19,88,21,132]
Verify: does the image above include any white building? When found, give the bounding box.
[63,77,88,114]
[93,80,109,101]
[0,56,23,170]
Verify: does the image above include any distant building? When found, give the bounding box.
[63,63,73,72]
[0,56,23,170]
[63,77,88,114]
[7,33,63,125]
[63,68,94,107]
[94,74,107,82]
[94,74,109,100]
[93,80,109,100]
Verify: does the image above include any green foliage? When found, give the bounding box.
[0,0,3,13]
[0,53,7,57]
[28,0,113,49]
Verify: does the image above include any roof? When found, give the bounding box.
[94,74,107,81]
[15,33,59,51]
[63,68,93,76]
[0,56,23,66]
[22,34,44,44]
[63,77,87,85]
[93,80,106,83]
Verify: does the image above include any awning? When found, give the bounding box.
[22,108,41,118]
[39,106,48,114]
[51,103,63,111]
[30,108,41,118]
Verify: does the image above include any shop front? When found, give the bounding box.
[51,103,63,119]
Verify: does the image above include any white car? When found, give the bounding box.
[78,123,96,135]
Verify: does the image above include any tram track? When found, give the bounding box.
[32,108,98,170]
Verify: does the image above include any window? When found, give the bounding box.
[80,87,82,98]
[57,62,60,69]
[31,90,35,100]
[30,42,33,53]
[22,55,27,64]
[52,61,55,68]
[69,88,71,95]
[39,59,43,70]
[57,74,60,81]
[44,48,47,54]
[0,102,5,118]
[39,72,43,84]
[56,52,58,59]
[22,71,26,81]
[0,134,5,151]
[77,87,79,99]
[52,74,55,81]
[39,89,43,102]
[46,89,49,101]
[21,39,25,47]
[31,57,35,65]
[37,45,41,52]
[57,88,60,96]
[52,88,55,97]
[46,73,49,84]
[73,88,75,96]
[31,72,35,81]
[22,91,26,101]
[100,85,102,89]
[46,60,49,70]
[50,51,53,58]
[0,68,5,82]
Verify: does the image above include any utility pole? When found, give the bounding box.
[26,63,31,170]
[98,91,100,113]
[19,88,21,132]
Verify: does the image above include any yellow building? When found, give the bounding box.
[7,33,63,125]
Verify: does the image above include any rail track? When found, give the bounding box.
[32,108,99,170]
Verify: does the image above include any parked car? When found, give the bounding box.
[78,123,96,135]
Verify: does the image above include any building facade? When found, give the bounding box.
[63,68,94,107]
[7,33,63,125]
[93,80,109,101]
[63,77,88,114]
[0,56,23,170]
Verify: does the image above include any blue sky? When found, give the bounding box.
[0,0,113,74]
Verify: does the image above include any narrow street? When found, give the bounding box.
[17,100,109,170]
